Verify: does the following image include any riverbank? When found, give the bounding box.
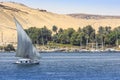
[0,43,120,53]
[36,44,120,53]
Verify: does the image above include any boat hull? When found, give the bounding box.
[14,62,39,65]
[14,59,39,65]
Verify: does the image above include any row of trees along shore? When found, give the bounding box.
[25,25,120,48]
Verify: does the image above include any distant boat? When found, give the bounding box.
[14,17,40,64]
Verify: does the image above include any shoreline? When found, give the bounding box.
[0,50,120,53]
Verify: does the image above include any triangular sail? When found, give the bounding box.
[14,18,40,60]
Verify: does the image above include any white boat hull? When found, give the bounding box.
[15,59,39,65]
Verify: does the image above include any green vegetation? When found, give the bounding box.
[0,46,4,51]
[4,44,15,52]
[52,25,58,34]
[25,25,120,48]
[25,26,52,45]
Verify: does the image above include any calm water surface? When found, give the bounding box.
[0,52,120,80]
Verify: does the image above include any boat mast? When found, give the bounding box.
[95,35,98,50]
[102,36,104,51]
[116,31,118,46]
[41,29,44,46]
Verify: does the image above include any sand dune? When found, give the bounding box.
[0,2,120,44]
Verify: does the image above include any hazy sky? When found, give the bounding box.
[1,0,120,15]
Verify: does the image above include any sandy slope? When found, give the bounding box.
[0,2,120,44]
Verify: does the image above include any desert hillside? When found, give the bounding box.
[68,13,120,19]
[0,2,120,44]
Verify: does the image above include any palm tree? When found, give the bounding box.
[58,28,63,33]
[98,26,105,50]
[52,25,58,34]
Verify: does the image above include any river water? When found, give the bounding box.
[0,52,120,80]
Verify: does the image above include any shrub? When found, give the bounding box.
[4,44,15,52]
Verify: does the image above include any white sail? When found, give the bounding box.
[14,18,40,60]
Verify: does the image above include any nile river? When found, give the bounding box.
[0,52,120,80]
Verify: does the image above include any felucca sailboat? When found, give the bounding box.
[14,18,40,64]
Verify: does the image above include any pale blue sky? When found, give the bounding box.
[1,0,120,15]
